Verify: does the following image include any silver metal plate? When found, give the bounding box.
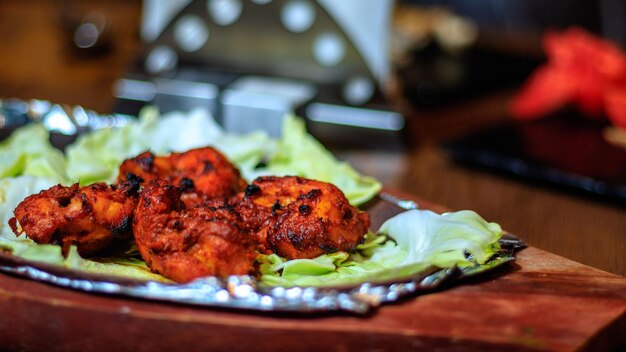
[0,214,524,314]
[0,99,525,314]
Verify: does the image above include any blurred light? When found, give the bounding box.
[281,0,316,33]
[72,106,91,126]
[29,100,52,119]
[43,105,77,135]
[174,15,209,52]
[307,103,404,131]
[114,79,157,101]
[433,15,478,52]
[312,32,345,67]
[343,75,375,106]
[74,23,99,48]
[145,45,179,74]
[207,0,243,26]
[222,76,316,136]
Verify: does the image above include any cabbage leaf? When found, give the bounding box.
[0,124,68,183]
[259,209,502,287]
[65,107,227,185]
[253,116,382,206]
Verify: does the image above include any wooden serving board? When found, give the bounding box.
[0,195,625,351]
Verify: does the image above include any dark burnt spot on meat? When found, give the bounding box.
[268,240,281,255]
[298,204,311,216]
[319,243,338,253]
[126,173,144,190]
[255,176,278,183]
[18,215,30,226]
[126,172,144,184]
[138,153,155,171]
[57,195,72,207]
[286,231,304,249]
[50,233,62,246]
[342,208,353,220]
[179,177,195,191]
[122,173,143,196]
[143,197,151,207]
[298,189,321,201]
[110,216,132,238]
[271,201,282,215]
[244,184,262,197]
[171,220,182,230]
[223,203,235,213]
[202,160,214,173]
[81,195,95,217]
[79,192,89,206]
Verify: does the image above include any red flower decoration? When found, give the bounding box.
[510,27,626,128]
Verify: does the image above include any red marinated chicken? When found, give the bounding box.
[9,146,373,282]
[9,180,140,257]
[133,179,256,283]
[117,147,247,206]
[236,176,371,260]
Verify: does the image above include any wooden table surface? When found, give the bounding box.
[1,192,625,352]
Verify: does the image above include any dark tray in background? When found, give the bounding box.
[443,114,626,204]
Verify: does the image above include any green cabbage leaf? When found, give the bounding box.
[253,116,381,206]
[259,209,502,287]
[65,107,229,185]
[0,124,68,183]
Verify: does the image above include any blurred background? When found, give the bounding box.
[1,0,624,140]
[1,0,623,122]
[0,0,625,274]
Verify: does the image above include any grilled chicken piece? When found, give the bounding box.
[133,179,255,283]
[9,180,140,257]
[236,176,371,260]
[117,147,247,206]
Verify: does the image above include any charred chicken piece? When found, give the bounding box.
[9,180,140,257]
[236,176,371,260]
[133,179,255,283]
[117,147,247,206]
